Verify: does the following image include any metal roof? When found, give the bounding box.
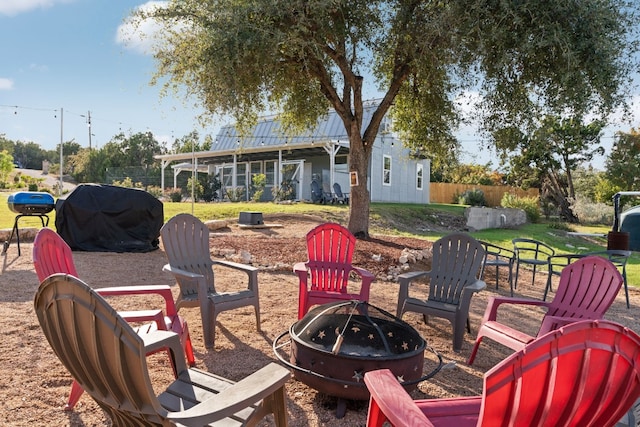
[156,102,386,165]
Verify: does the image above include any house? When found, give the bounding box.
[156,103,430,203]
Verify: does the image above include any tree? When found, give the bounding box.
[496,116,605,222]
[137,0,637,237]
[605,128,640,191]
[0,150,13,183]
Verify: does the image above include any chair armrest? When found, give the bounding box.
[293,261,308,276]
[538,314,585,337]
[397,270,431,317]
[163,263,204,281]
[364,369,434,427]
[481,295,550,324]
[141,330,187,374]
[118,309,165,328]
[166,363,291,424]
[465,279,486,293]
[212,258,258,273]
[97,285,177,316]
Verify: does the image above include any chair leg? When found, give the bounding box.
[183,325,196,367]
[467,335,484,365]
[64,380,85,411]
[254,303,262,332]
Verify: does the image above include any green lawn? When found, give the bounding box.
[1,191,636,288]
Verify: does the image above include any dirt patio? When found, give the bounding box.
[1,213,638,426]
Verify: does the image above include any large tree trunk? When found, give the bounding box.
[347,133,371,239]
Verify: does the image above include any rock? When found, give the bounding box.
[205,220,228,230]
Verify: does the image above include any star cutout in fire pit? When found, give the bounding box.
[352,371,363,382]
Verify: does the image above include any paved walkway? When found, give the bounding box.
[15,168,77,193]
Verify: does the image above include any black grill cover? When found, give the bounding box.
[55,184,163,252]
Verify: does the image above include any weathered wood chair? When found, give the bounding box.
[396,233,486,352]
[294,222,375,319]
[161,213,260,349]
[365,319,640,427]
[35,274,290,426]
[467,256,623,365]
[32,227,195,410]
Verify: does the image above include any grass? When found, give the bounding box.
[1,191,637,288]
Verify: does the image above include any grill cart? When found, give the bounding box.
[3,192,55,256]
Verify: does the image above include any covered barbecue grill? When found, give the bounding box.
[3,191,55,255]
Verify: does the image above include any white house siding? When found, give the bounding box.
[155,104,431,204]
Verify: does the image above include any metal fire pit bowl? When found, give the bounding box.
[273,301,442,416]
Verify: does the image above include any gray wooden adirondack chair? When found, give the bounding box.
[161,213,261,349]
[396,233,486,352]
[34,274,290,426]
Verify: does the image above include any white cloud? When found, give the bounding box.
[116,1,169,55]
[0,0,74,16]
[0,78,14,90]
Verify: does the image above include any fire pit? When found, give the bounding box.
[273,301,442,417]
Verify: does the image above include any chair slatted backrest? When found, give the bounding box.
[161,213,216,307]
[429,233,485,304]
[546,256,623,323]
[480,320,640,426]
[33,228,78,281]
[306,223,355,293]
[34,274,164,425]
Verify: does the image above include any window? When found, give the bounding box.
[416,163,424,190]
[383,155,391,186]
[250,161,263,184]
[265,161,276,186]
[236,163,246,187]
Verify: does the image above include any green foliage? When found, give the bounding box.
[605,129,640,191]
[570,196,614,225]
[501,193,541,223]
[454,188,486,206]
[227,187,246,202]
[0,151,13,183]
[168,189,182,202]
[496,115,606,223]
[186,177,205,201]
[251,173,267,202]
[138,0,636,237]
[111,177,143,188]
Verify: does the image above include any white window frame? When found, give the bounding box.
[416,163,424,190]
[383,155,392,186]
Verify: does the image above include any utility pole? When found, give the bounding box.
[59,107,64,197]
[87,110,92,149]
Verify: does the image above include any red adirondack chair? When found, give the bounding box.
[467,255,623,365]
[294,222,375,319]
[365,319,640,427]
[32,227,195,410]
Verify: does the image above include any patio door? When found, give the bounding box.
[280,161,303,201]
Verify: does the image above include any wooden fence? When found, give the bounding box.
[430,182,539,207]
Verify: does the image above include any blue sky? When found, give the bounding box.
[0,0,215,152]
[1,0,638,169]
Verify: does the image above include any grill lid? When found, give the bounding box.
[8,192,55,214]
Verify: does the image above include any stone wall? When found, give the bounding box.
[465,207,527,231]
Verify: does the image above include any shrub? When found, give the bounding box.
[501,193,541,223]
[455,188,486,206]
[28,183,38,192]
[570,196,614,225]
[251,173,267,202]
[168,189,182,202]
[227,186,246,202]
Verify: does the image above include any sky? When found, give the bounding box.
[0,0,638,170]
